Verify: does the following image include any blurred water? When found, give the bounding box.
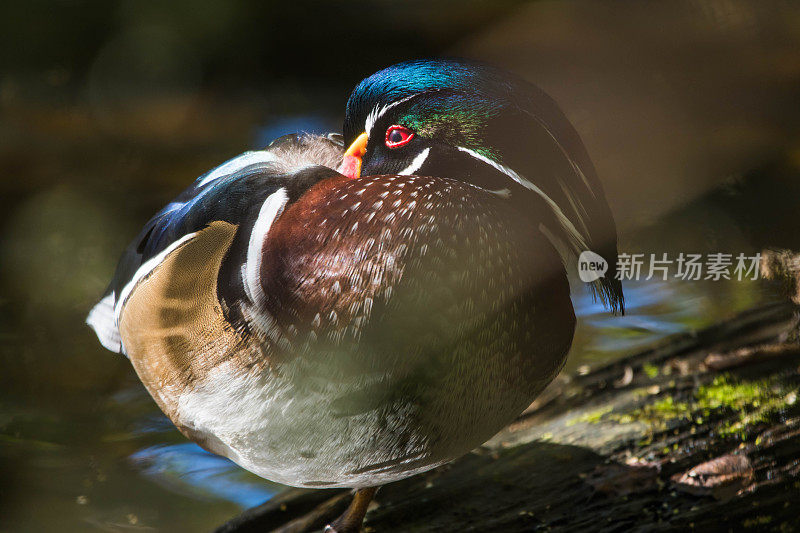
[569,276,776,373]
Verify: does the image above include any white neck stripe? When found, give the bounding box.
[456,146,588,251]
[398,148,431,176]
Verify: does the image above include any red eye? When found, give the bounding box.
[385,125,415,148]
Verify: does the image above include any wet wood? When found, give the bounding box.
[217,300,800,532]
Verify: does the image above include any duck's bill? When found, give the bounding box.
[341,132,368,178]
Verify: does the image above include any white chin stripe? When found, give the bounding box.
[456,146,588,252]
[197,151,278,187]
[243,188,289,307]
[86,292,122,354]
[398,148,431,176]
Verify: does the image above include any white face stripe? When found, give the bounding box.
[197,151,278,187]
[114,232,199,323]
[456,146,588,251]
[364,106,381,137]
[243,188,289,308]
[398,148,431,176]
[364,95,418,136]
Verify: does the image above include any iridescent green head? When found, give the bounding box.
[343,59,624,313]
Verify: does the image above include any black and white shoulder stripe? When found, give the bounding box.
[86,134,344,354]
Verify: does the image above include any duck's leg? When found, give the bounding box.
[323,487,378,533]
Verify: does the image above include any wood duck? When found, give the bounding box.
[87,59,623,532]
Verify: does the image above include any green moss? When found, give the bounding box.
[743,515,773,528]
[696,376,769,410]
[610,375,797,437]
[696,376,797,436]
[648,397,692,418]
[566,406,614,426]
[643,363,660,379]
[611,396,691,428]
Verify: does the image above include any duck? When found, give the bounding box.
[87,58,623,532]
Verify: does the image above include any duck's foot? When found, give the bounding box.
[268,487,378,533]
[323,487,379,533]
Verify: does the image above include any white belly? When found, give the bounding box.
[174,352,540,488]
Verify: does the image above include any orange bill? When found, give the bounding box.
[341,132,368,178]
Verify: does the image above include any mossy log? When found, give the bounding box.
[217,301,800,533]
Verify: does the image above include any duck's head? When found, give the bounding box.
[341,58,624,313]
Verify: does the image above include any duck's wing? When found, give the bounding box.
[86,135,343,354]
[514,87,624,315]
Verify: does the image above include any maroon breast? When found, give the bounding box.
[258,173,574,385]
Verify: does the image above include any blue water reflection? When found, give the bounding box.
[131,443,277,509]
[570,276,775,370]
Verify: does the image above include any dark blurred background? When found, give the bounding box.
[2,1,800,531]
